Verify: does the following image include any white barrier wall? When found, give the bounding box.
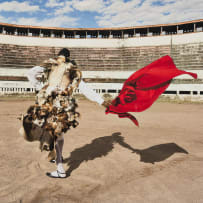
[1,69,203,79]
[0,32,203,48]
[0,70,202,101]
[1,81,202,100]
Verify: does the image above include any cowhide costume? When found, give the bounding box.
[21,53,105,178]
[33,56,82,136]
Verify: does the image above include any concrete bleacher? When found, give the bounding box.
[0,44,202,71]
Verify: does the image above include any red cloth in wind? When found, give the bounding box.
[105,55,197,126]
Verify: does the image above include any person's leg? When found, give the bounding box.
[47,150,56,162]
[46,135,66,178]
[56,135,64,163]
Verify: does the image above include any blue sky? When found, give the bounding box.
[0,0,202,28]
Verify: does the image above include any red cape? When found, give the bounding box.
[105,55,197,126]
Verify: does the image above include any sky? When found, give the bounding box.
[0,0,202,28]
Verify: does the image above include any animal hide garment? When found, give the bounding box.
[26,61,82,138]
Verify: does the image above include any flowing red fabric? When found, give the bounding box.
[105,55,197,126]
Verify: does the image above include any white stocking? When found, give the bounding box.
[55,135,64,164]
[47,135,66,178]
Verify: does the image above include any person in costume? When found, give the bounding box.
[25,48,111,178]
[24,53,197,179]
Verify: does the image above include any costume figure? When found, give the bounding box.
[22,48,110,178]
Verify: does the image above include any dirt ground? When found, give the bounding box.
[0,98,203,203]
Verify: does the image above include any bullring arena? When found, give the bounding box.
[0,20,203,202]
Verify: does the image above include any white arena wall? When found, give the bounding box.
[0,68,203,101]
[0,31,203,101]
[0,32,203,48]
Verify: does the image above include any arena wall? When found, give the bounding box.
[0,25,203,100]
[0,31,203,47]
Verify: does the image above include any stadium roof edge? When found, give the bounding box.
[0,19,202,31]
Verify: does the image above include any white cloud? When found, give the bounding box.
[0,1,40,12]
[95,0,203,27]
[10,15,79,28]
[0,0,202,28]
[45,0,64,8]
[0,14,7,22]
[72,0,105,12]
[53,0,106,15]
[55,1,74,15]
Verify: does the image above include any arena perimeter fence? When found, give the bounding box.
[0,70,203,101]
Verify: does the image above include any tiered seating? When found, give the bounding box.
[0,44,57,69]
[0,43,202,71]
[171,43,203,70]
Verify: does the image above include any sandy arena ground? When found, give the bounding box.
[0,98,203,203]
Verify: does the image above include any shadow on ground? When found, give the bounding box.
[133,142,188,164]
[64,132,188,176]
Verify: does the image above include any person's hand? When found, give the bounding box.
[102,100,112,108]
